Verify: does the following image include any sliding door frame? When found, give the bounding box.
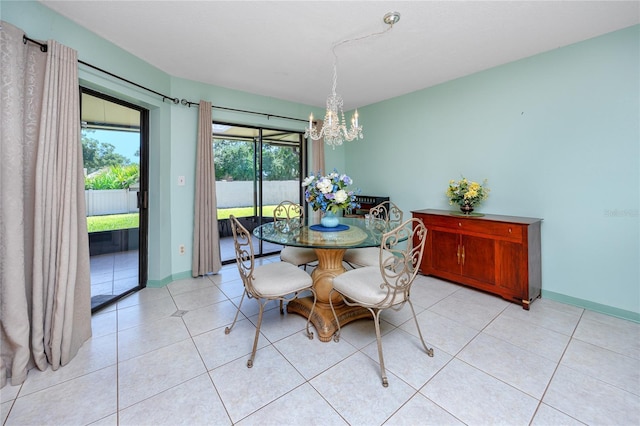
[81,87,149,311]
[213,121,306,261]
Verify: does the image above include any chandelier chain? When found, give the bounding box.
[329,22,394,95]
[305,12,399,148]
[331,63,338,96]
[331,23,395,58]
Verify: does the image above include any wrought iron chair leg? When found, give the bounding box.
[225,291,246,334]
[328,289,342,342]
[247,301,265,368]
[305,289,317,340]
[372,310,389,387]
[408,299,434,357]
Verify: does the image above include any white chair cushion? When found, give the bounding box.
[280,247,317,266]
[252,262,312,298]
[333,267,406,308]
[342,247,394,268]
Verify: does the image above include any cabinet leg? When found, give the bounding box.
[522,299,530,310]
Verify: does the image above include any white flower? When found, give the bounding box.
[334,189,348,203]
[316,178,333,194]
[304,169,358,212]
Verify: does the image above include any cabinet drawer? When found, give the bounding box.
[419,214,523,242]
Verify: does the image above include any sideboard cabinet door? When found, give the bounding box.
[413,209,542,309]
[461,234,496,285]
[430,229,461,276]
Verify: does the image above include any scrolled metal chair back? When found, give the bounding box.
[366,201,404,243]
[377,218,427,307]
[369,201,403,229]
[229,215,258,296]
[273,200,304,234]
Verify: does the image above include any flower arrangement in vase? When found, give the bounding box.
[446,177,489,214]
[302,170,359,227]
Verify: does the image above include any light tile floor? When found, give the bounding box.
[2,255,639,425]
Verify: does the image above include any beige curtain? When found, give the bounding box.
[192,100,222,276]
[311,119,326,222]
[1,22,92,388]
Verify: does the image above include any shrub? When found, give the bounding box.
[86,164,139,190]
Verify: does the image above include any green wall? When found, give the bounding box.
[343,25,639,320]
[165,77,319,277]
[2,0,173,284]
[3,1,637,320]
[1,0,320,284]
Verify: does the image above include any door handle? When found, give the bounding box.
[137,191,148,209]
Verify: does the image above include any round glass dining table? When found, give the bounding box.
[253,216,390,342]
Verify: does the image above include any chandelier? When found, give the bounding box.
[306,63,361,148]
[305,12,401,148]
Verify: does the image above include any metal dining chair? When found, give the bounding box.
[274,201,318,273]
[343,201,403,268]
[329,218,434,387]
[225,215,317,367]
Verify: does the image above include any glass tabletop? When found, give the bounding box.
[253,216,392,249]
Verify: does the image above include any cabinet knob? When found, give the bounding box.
[509,228,512,233]
[458,222,462,227]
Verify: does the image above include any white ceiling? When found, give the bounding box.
[39,1,639,110]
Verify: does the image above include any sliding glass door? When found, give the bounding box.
[213,123,305,262]
[81,88,148,311]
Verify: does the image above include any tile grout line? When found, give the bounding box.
[530,308,586,424]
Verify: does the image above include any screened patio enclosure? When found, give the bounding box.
[213,122,306,263]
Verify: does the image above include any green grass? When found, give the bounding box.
[216,206,277,219]
[87,213,139,233]
[86,206,278,232]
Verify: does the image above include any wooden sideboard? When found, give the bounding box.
[412,209,542,309]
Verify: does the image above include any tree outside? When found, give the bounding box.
[213,139,300,181]
[83,129,140,190]
[82,129,133,174]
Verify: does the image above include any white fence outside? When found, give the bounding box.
[215,180,300,208]
[85,189,138,216]
[85,180,301,216]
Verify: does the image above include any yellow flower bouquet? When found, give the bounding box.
[446,177,489,213]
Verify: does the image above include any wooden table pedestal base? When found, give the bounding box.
[286,247,370,342]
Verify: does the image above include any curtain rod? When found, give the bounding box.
[78,59,180,104]
[22,35,47,52]
[23,34,179,104]
[23,33,308,123]
[180,99,308,123]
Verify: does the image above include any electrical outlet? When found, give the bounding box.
[179,244,186,255]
